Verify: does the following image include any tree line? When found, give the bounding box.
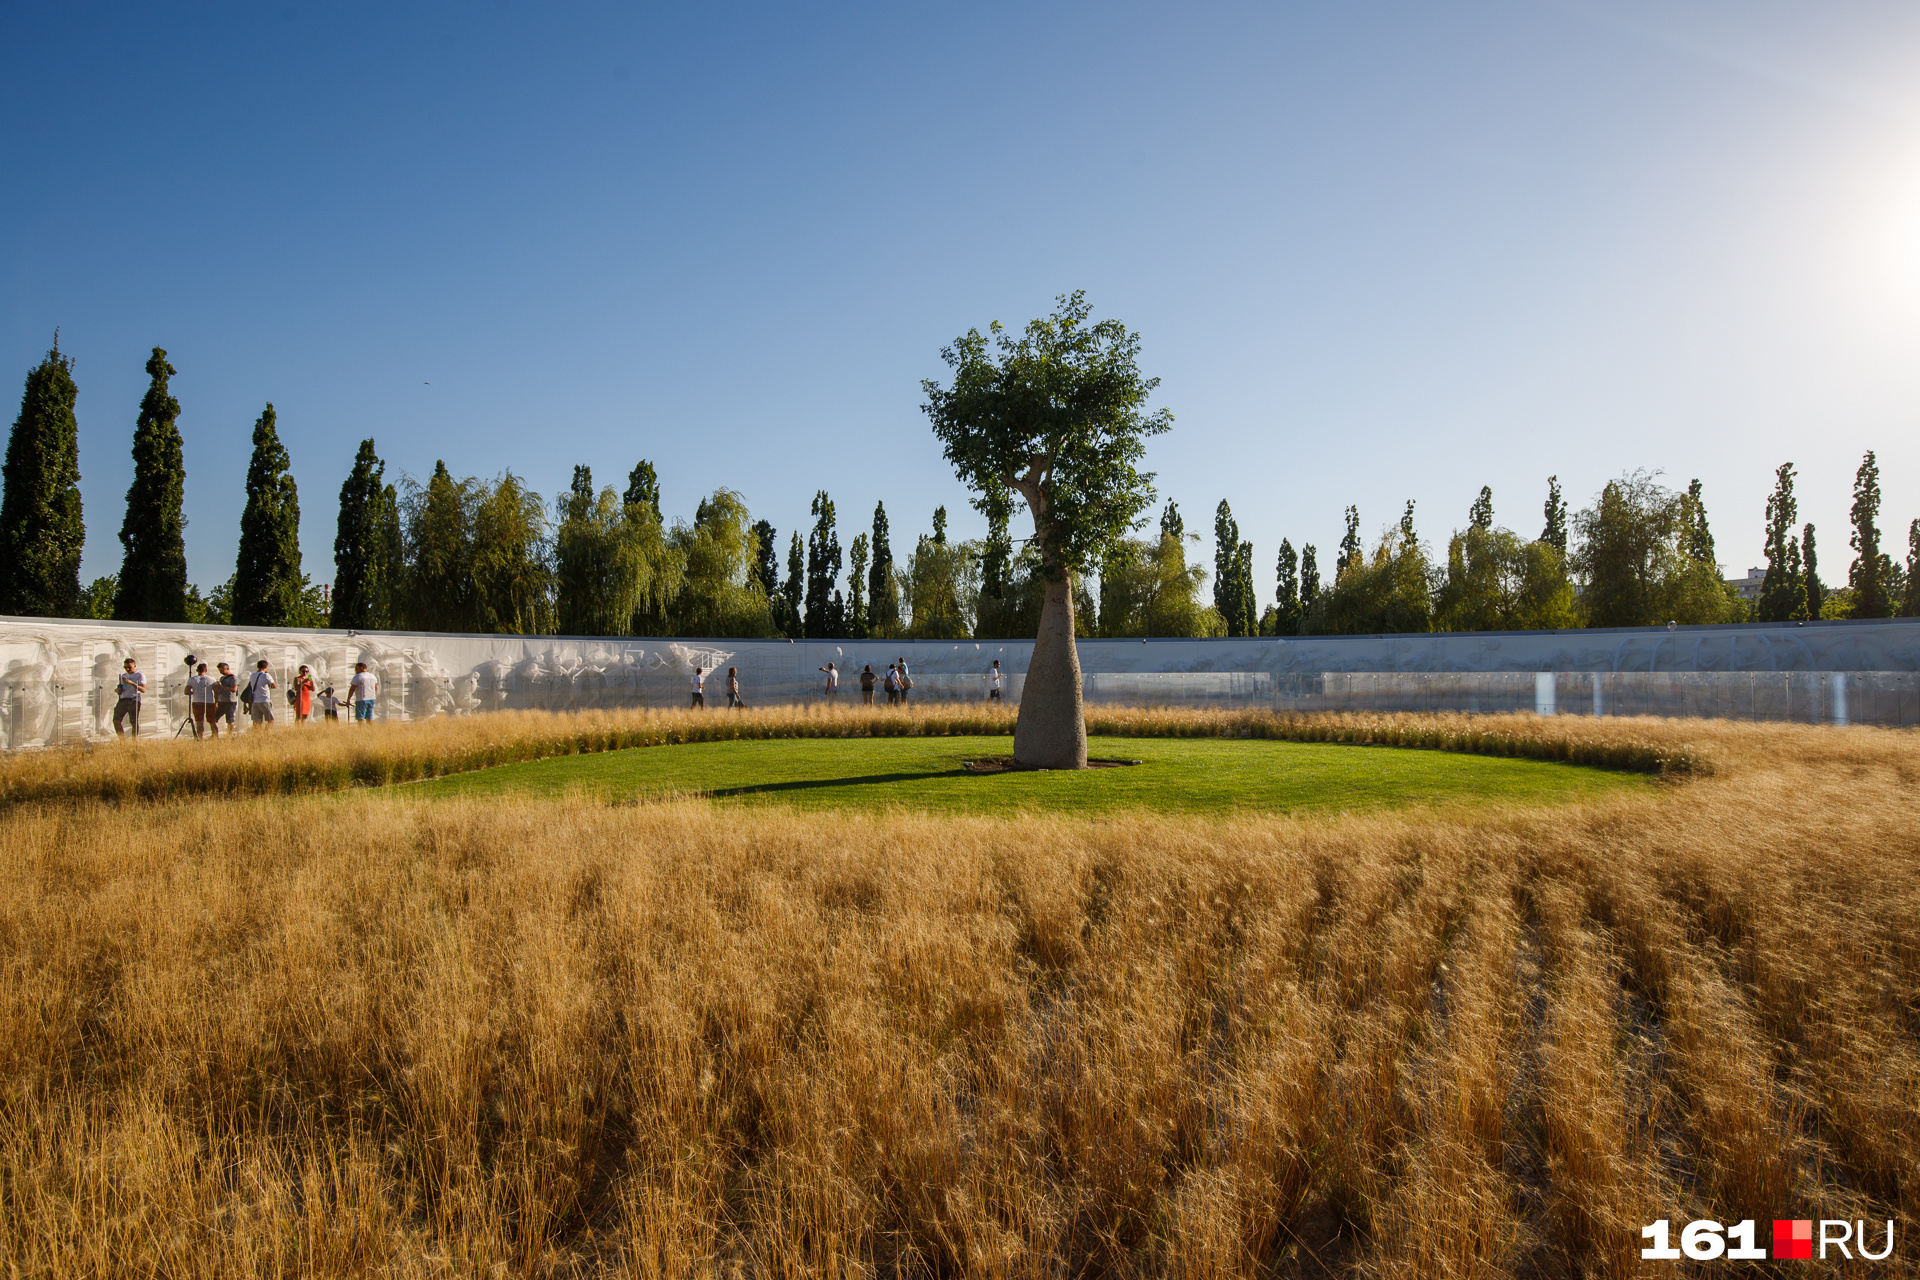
[3,338,1916,637]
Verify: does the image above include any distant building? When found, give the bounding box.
[1727,566,1765,601]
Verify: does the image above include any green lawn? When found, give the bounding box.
[402,735,1651,816]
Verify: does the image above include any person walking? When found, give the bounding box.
[186,662,216,738]
[212,662,239,737]
[987,658,1003,703]
[690,666,705,709]
[246,660,277,730]
[291,665,316,726]
[883,663,899,706]
[318,685,342,723]
[819,661,838,703]
[348,662,378,724]
[859,664,876,706]
[727,666,744,709]
[111,657,145,739]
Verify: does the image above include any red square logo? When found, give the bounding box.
[1773,1220,1812,1260]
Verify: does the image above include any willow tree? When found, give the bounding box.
[922,292,1169,769]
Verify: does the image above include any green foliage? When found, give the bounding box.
[1307,507,1434,635]
[902,518,976,639]
[402,461,474,632]
[971,486,1015,640]
[1801,523,1824,621]
[332,439,396,628]
[1540,476,1568,555]
[232,404,305,627]
[470,472,554,634]
[980,545,1099,640]
[114,349,190,622]
[751,520,779,599]
[782,532,804,639]
[669,490,775,638]
[76,575,118,620]
[1211,501,1256,637]
[847,532,870,637]
[555,468,676,637]
[804,490,845,638]
[1757,463,1804,623]
[1572,471,1737,628]
[1300,545,1320,614]
[1266,539,1302,636]
[1905,519,1920,617]
[1097,531,1220,638]
[1435,525,1580,632]
[0,342,85,617]
[922,292,1168,582]
[1337,506,1363,580]
[1849,451,1891,619]
[865,502,899,638]
[1469,486,1493,531]
[624,460,659,520]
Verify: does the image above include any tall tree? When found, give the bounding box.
[332,439,390,628]
[1337,505,1362,579]
[1213,501,1250,637]
[1849,451,1891,619]
[867,501,899,637]
[404,460,476,632]
[470,471,553,634]
[113,348,189,622]
[781,531,804,639]
[1802,523,1824,620]
[1272,539,1301,635]
[1757,463,1805,623]
[624,459,659,519]
[1904,519,1920,617]
[1680,479,1716,566]
[668,490,772,637]
[556,466,646,636]
[0,341,85,617]
[847,531,870,637]
[923,292,1169,768]
[231,404,304,627]
[1469,486,1493,531]
[1540,476,1568,554]
[804,489,845,638]
[974,485,1013,637]
[751,519,780,597]
[1573,471,1735,628]
[1299,544,1320,614]
[1161,500,1184,542]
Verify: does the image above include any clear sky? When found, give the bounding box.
[5,2,1919,599]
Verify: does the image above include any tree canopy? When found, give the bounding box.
[114,348,190,622]
[0,341,84,617]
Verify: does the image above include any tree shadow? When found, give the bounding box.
[705,768,977,798]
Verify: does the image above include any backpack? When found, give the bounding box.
[239,679,253,705]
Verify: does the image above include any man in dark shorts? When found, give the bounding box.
[212,662,239,736]
[112,657,145,738]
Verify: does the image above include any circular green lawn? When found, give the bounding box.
[402,735,1650,816]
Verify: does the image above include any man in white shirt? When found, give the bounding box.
[186,662,217,738]
[348,663,378,724]
[690,666,705,709]
[988,659,1002,703]
[896,657,911,705]
[246,660,277,729]
[112,657,145,739]
[820,661,838,701]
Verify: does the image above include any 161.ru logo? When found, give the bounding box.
[1641,1219,1895,1261]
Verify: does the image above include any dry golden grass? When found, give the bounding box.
[1,717,1915,1276]
[0,704,1716,807]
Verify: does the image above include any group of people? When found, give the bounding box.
[683,658,1005,709]
[109,655,384,740]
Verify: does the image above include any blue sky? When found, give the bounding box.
[5,2,1919,597]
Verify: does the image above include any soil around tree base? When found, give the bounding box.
[962,757,1143,773]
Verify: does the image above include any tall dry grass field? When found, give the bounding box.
[1,715,1914,1276]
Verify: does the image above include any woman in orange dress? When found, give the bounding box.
[293,665,316,725]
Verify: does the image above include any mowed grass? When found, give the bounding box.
[404,732,1653,814]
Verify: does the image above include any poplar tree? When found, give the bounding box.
[625,459,659,519]
[975,486,1012,637]
[1757,463,1805,623]
[1235,539,1256,637]
[1802,523,1824,620]
[781,531,804,639]
[0,341,85,617]
[231,404,304,627]
[1540,476,1568,553]
[1338,506,1362,579]
[867,501,899,636]
[1213,500,1248,636]
[848,531,870,637]
[804,489,845,638]
[751,519,779,596]
[1903,519,1920,617]
[1161,500,1184,541]
[1849,451,1890,619]
[1469,486,1493,531]
[114,348,189,622]
[332,439,390,628]
[1300,544,1320,612]
[1681,479,1716,566]
[1273,539,1301,635]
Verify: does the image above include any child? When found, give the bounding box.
[318,685,341,723]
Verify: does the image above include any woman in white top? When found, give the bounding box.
[690,667,705,709]
[186,662,217,738]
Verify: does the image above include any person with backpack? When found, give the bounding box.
[245,660,277,730]
[883,663,899,706]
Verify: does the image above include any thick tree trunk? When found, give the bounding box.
[1013,572,1087,769]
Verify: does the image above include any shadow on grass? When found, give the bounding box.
[704,768,978,798]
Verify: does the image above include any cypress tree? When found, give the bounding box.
[1469,486,1493,531]
[781,531,804,639]
[805,489,845,638]
[867,501,898,636]
[332,439,389,628]
[231,405,304,627]
[1757,463,1804,623]
[624,460,659,519]
[1849,451,1890,619]
[1540,476,1568,553]
[1802,523,1823,620]
[0,341,85,617]
[1300,544,1320,613]
[1273,539,1301,635]
[113,348,190,622]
